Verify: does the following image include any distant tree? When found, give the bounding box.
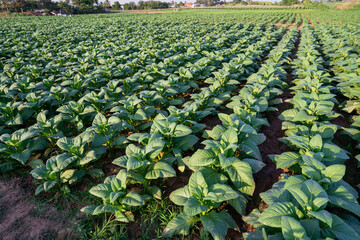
[302,0,312,7]
[58,0,73,12]
[72,0,97,7]
[196,0,220,6]
[138,0,145,9]
[39,0,52,8]
[281,0,299,5]
[112,1,120,9]
[124,1,136,10]
[104,0,109,8]
[12,0,27,12]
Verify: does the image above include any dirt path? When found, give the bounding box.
[0,179,71,240]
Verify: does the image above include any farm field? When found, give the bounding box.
[0,9,360,239]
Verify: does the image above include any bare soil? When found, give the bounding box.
[297,15,304,30]
[305,14,313,26]
[0,179,72,240]
[287,13,297,29]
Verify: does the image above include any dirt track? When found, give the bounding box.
[0,180,70,240]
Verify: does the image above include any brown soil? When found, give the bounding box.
[305,14,313,26]
[202,114,223,130]
[287,13,297,29]
[275,22,287,28]
[0,179,71,240]
[297,15,304,30]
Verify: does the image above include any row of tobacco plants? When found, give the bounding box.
[244,25,360,239]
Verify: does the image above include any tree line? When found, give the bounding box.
[120,1,170,10]
[0,0,172,14]
[1,0,108,14]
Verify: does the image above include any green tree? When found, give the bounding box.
[58,0,73,13]
[123,1,136,10]
[281,0,299,5]
[138,0,145,9]
[112,1,120,9]
[72,0,97,7]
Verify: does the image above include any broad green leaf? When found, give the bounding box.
[308,210,332,227]
[10,149,32,165]
[90,183,111,199]
[200,210,229,240]
[327,185,360,217]
[175,134,199,151]
[322,214,360,240]
[44,180,58,192]
[309,134,323,151]
[229,193,247,215]
[173,124,192,137]
[199,167,228,186]
[299,219,321,240]
[204,183,239,202]
[122,191,145,206]
[114,211,134,223]
[184,196,208,217]
[81,205,117,215]
[87,168,105,178]
[258,202,298,228]
[164,213,199,237]
[226,160,255,195]
[322,165,345,183]
[281,216,310,240]
[221,128,238,145]
[145,162,176,179]
[276,152,301,169]
[170,186,191,206]
[189,149,216,167]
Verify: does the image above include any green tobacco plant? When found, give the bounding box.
[275,134,348,167]
[81,170,146,223]
[149,114,199,160]
[56,132,106,167]
[185,127,261,197]
[30,153,81,195]
[86,113,131,149]
[164,171,239,240]
[113,137,176,197]
[29,111,64,147]
[0,102,33,126]
[245,160,360,240]
[0,128,47,172]
[57,101,88,131]
[110,95,156,129]
[280,97,339,125]
[80,91,115,114]
[31,132,106,194]
[167,106,208,134]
